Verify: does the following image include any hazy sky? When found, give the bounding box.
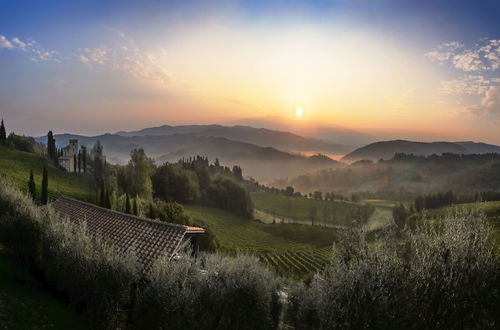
[1,0,500,143]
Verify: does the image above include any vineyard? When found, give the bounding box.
[251,191,374,227]
[184,205,337,279]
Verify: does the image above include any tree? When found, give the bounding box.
[232,165,243,180]
[82,146,87,173]
[133,198,138,216]
[41,166,48,204]
[105,190,111,209]
[392,203,408,229]
[125,193,131,214]
[78,151,81,173]
[308,206,317,226]
[124,148,155,198]
[27,169,36,200]
[0,119,6,145]
[147,202,156,219]
[73,154,77,172]
[47,131,56,159]
[99,181,106,207]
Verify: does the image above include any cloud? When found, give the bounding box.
[481,86,500,114]
[426,39,500,72]
[0,35,14,49]
[439,75,491,95]
[0,34,60,62]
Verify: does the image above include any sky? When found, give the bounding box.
[1,0,500,144]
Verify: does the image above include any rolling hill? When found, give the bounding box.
[342,140,500,162]
[116,124,350,154]
[36,133,341,182]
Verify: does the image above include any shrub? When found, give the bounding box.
[287,211,500,329]
[133,254,281,330]
[0,177,140,329]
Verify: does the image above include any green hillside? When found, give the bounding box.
[184,204,336,279]
[0,147,94,202]
[251,192,374,227]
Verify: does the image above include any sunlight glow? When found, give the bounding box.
[295,107,304,117]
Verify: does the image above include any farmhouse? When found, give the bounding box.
[51,197,205,268]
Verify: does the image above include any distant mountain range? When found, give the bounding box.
[116,124,349,154]
[342,140,500,162]
[36,129,341,182]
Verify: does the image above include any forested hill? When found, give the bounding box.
[36,133,340,182]
[116,124,349,154]
[342,140,500,162]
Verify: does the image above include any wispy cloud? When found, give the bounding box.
[427,39,500,116]
[426,39,500,72]
[0,34,60,62]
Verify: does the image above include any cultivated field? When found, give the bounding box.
[0,147,94,202]
[185,204,336,279]
[251,192,374,227]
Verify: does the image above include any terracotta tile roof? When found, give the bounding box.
[51,196,203,268]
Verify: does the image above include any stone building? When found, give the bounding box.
[58,139,78,172]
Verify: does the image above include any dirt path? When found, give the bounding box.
[253,208,347,229]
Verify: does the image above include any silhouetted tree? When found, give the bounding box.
[41,166,48,204]
[105,190,111,209]
[82,146,87,173]
[0,119,6,145]
[147,202,156,219]
[99,181,106,207]
[47,131,56,159]
[27,169,36,200]
[125,193,131,214]
[133,198,138,216]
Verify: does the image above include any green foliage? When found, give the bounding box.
[152,163,200,202]
[47,131,56,159]
[252,192,373,226]
[0,119,6,145]
[287,211,500,329]
[125,193,131,214]
[118,148,155,198]
[205,177,253,218]
[41,166,48,205]
[0,178,140,329]
[0,147,94,202]
[5,133,45,154]
[28,169,36,200]
[185,205,336,279]
[133,254,281,330]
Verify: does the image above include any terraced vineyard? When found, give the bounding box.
[252,192,374,227]
[184,205,336,279]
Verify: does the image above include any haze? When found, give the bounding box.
[1,0,500,144]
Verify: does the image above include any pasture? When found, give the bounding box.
[0,147,94,202]
[251,192,374,227]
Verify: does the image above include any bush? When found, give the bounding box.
[287,212,500,329]
[133,254,281,330]
[0,177,140,329]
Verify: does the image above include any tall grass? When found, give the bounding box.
[287,210,500,329]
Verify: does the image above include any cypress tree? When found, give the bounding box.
[147,202,155,219]
[82,146,87,173]
[78,151,81,173]
[73,154,77,172]
[133,198,138,216]
[0,119,6,145]
[105,190,111,209]
[125,193,131,214]
[41,166,48,204]
[99,181,106,207]
[47,131,55,158]
[28,169,36,200]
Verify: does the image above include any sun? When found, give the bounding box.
[295,107,304,117]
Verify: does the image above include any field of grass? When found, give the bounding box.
[185,204,336,279]
[0,245,88,329]
[0,147,94,202]
[251,192,374,227]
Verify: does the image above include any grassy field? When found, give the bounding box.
[0,245,88,329]
[185,204,336,279]
[251,192,374,227]
[0,147,94,202]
